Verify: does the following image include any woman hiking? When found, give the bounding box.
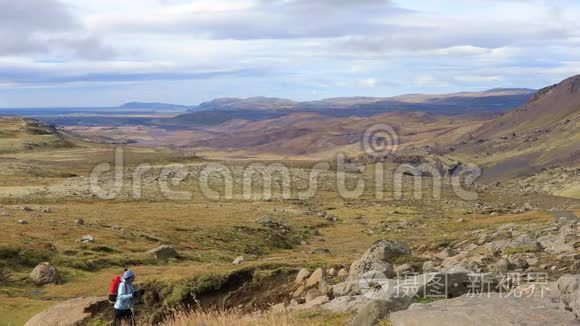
[113,270,137,326]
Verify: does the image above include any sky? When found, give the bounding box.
[1,0,580,107]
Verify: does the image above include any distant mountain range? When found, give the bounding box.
[169,88,536,127]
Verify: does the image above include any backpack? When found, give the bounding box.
[108,276,122,303]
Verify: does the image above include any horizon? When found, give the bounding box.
[0,86,539,109]
[1,0,580,107]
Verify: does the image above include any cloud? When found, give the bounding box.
[358,78,378,88]
[0,0,113,59]
[88,0,406,40]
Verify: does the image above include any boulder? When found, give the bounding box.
[306,268,324,288]
[321,295,371,313]
[436,248,458,260]
[29,262,60,286]
[556,274,580,318]
[422,261,437,273]
[232,256,245,264]
[77,235,94,243]
[41,208,52,213]
[25,297,108,326]
[311,248,331,255]
[351,297,413,326]
[17,219,29,224]
[389,293,578,326]
[295,268,311,284]
[491,258,510,274]
[338,268,349,278]
[348,240,411,282]
[486,235,542,253]
[74,218,85,225]
[147,245,178,260]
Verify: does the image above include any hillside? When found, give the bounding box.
[171,89,534,127]
[448,75,580,181]
[0,117,72,154]
[186,111,485,157]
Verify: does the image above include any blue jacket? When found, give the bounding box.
[114,280,135,310]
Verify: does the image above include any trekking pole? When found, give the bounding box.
[130,306,136,326]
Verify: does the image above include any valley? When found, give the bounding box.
[0,76,578,326]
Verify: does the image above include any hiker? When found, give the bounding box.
[113,269,137,326]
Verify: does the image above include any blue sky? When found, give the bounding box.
[1,0,579,107]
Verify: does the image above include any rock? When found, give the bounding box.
[422,261,437,273]
[486,234,542,253]
[17,219,29,224]
[232,256,245,264]
[389,293,578,326]
[25,297,108,326]
[270,303,286,313]
[508,256,529,270]
[293,285,305,298]
[351,297,413,326]
[538,224,577,254]
[327,268,337,277]
[290,295,330,310]
[147,245,178,260]
[436,248,458,260]
[556,274,580,318]
[332,281,359,297]
[76,234,94,243]
[311,248,331,255]
[325,214,338,222]
[549,209,579,224]
[74,218,85,225]
[338,268,349,278]
[521,202,534,211]
[348,240,411,281]
[492,258,510,274]
[295,268,311,284]
[456,218,465,223]
[321,295,371,313]
[257,216,289,230]
[41,208,52,213]
[29,262,60,286]
[306,268,324,288]
[22,206,33,212]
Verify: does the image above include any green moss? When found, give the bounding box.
[391,255,427,265]
[195,274,226,294]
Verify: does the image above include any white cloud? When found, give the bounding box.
[359,78,378,88]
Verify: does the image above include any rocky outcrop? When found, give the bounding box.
[347,240,411,281]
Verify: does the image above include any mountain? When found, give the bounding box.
[120,102,192,111]
[193,97,297,111]
[170,89,535,127]
[448,75,580,180]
